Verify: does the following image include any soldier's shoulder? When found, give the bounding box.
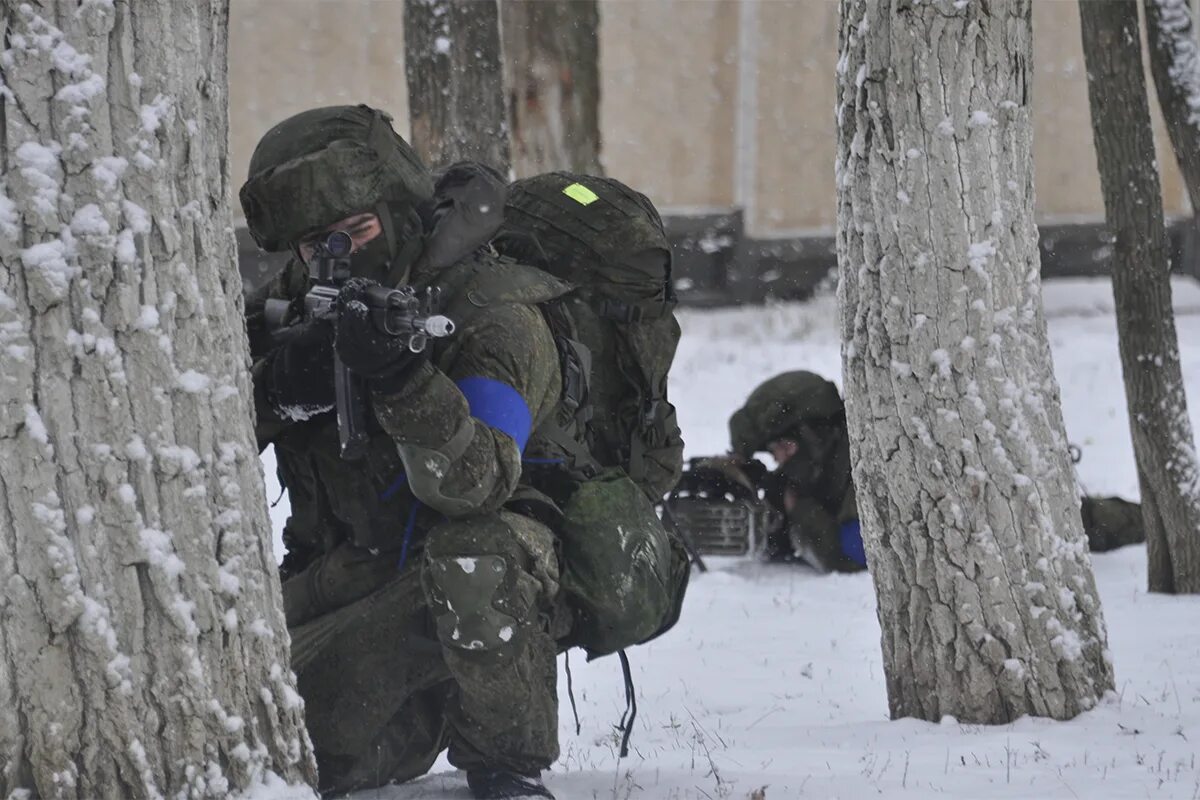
[439,250,573,321]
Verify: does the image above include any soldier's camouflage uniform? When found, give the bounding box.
[725,371,1144,569]
[242,106,574,795]
[728,370,865,573]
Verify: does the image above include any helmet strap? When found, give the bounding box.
[377,200,398,262]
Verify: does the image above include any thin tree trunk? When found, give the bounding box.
[1080,0,1200,594]
[500,0,603,177]
[405,0,511,174]
[836,0,1114,723]
[0,2,316,797]
[1144,0,1200,213]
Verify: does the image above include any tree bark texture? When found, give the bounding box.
[836,0,1115,723]
[500,0,603,178]
[405,0,511,174]
[1080,0,1200,594]
[1144,0,1200,214]
[0,2,316,797]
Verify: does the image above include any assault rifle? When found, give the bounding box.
[266,230,455,461]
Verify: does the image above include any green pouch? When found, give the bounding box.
[559,468,690,658]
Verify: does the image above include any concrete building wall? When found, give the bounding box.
[748,0,839,236]
[229,0,1189,231]
[1032,1,1185,222]
[596,0,740,211]
[228,0,409,202]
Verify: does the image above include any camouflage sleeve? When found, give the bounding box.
[370,302,561,518]
[785,497,843,573]
[245,261,309,448]
[250,359,289,449]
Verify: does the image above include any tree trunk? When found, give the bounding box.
[1144,0,1200,213]
[405,0,511,174]
[0,2,317,797]
[1080,0,1200,594]
[500,0,603,177]
[836,0,1114,723]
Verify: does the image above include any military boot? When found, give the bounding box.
[466,768,555,799]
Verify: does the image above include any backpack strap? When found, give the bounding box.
[607,326,667,486]
[535,300,605,481]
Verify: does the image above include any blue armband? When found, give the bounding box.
[839,519,867,567]
[455,376,533,451]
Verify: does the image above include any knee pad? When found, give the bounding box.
[423,514,552,653]
[426,553,521,652]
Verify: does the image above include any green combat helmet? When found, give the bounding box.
[239,104,434,283]
[730,370,845,458]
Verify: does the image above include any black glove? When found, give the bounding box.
[264,318,336,420]
[334,278,426,394]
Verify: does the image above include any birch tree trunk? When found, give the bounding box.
[1080,0,1200,594]
[500,0,603,177]
[836,0,1114,723]
[405,0,511,174]
[1144,0,1200,212]
[0,2,317,797]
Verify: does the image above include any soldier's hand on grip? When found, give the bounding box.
[265,318,337,420]
[334,278,427,393]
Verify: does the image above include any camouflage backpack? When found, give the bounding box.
[495,172,683,498]
[491,171,689,659]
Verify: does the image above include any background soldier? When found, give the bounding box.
[725,370,866,572]
[689,370,1144,572]
[241,105,567,799]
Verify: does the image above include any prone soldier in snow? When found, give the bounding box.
[679,371,1143,572]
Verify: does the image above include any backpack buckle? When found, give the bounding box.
[562,354,584,414]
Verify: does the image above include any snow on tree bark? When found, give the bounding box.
[500,0,603,178]
[1080,0,1200,594]
[405,0,511,174]
[1144,0,1200,214]
[835,0,1115,722]
[0,2,317,797]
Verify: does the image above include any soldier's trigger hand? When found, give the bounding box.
[694,455,767,488]
[741,458,768,484]
[335,278,426,393]
[266,318,336,418]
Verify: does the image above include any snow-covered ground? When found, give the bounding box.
[262,277,1200,800]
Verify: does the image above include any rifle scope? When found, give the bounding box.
[321,230,354,258]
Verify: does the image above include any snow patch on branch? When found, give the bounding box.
[23,404,50,446]
[1152,0,1200,130]
[968,110,995,128]
[91,156,129,194]
[16,141,63,220]
[139,94,173,135]
[56,72,105,105]
[0,185,19,241]
[70,204,110,237]
[968,240,996,271]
